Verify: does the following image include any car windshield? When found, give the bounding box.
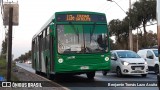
[153,50,158,57]
[57,24,109,54]
[117,51,141,58]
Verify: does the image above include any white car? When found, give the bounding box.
[110,50,148,77]
[137,49,159,74]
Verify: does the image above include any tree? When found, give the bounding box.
[109,0,156,50]
[1,33,8,59]
[130,0,156,33]
[132,32,157,51]
[130,0,156,48]
[15,50,31,62]
[109,18,129,49]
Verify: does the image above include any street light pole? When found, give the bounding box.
[107,0,133,50]
[108,0,127,15]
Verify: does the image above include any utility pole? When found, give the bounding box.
[129,0,133,50]
[3,2,19,81]
[7,7,13,81]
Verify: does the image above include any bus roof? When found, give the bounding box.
[32,11,106,40]
[55,11,106,15]
[32,14,55,40]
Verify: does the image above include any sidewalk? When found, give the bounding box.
[0,66,69,90]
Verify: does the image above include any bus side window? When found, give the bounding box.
[46,27,50,49]
[43,30,46,50]
[47,27,50,35]
[37,37,39,52]
[43,30,45,38]
[32,40,34,52]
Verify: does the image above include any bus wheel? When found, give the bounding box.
[102,71,107,76]
[47,73,54,80]
[46,59,52,80]
[46,67,53,80]
[86,72,95,80]
[36,71,39,74]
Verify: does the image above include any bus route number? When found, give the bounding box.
[66,14,91,21]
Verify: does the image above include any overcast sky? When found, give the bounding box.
[0,0,157,59]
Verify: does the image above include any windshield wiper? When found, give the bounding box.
[90,22,96,43]
[69,22,79,36]
[90,22,96,37]
[69,22,79,43]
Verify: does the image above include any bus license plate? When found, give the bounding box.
[80,66,89,70]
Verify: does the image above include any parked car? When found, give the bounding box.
[109,50,148,77]
[137,49,159,74]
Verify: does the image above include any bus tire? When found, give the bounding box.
[36,71,39,74]
[86,72,95,80]
[46,71,50,79]
[46,58,51,79]
[102,71,107,76]
[47,73,55,80]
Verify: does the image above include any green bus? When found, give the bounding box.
[31,11,110,79]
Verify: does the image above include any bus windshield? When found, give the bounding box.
[57,24,108,54]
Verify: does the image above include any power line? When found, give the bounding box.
[105,0,125,13]
[96,0,124,13]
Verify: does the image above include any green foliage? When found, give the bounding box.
[15,50,31,62]
[0,57,7,69]
[0,57,7,80]
[109,18,129,50]
[109,0,156,50]
[0,57,19,81]
[130,0,156,32]
[1,36,7,59]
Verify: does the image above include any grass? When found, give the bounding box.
[0,57,7,80]
[0,57,19,81]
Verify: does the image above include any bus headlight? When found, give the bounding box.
[105,57,109,61]
[58,58,63,63]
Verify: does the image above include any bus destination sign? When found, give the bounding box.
[67,14,91,21]
[56,14,106,22]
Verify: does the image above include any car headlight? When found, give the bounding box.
[144,61,147,65]
[121,61,129,66]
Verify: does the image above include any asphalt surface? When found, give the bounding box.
[16,63,159,90]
